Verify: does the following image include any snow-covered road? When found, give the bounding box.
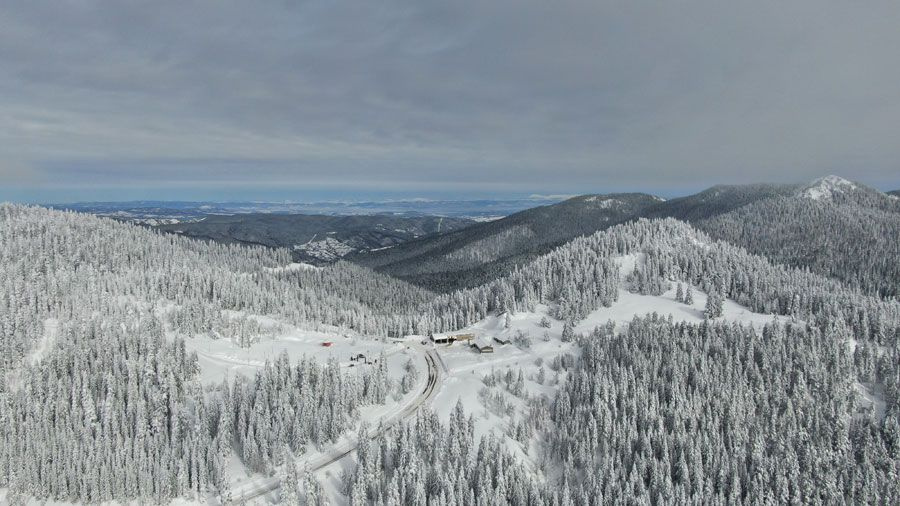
[223,345,442,505]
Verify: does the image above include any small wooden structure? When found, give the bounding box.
[471,337,494,354]
[493,336,511,345]
[430,333,454,345]
[321,341,333,347]
[430,332,476,345]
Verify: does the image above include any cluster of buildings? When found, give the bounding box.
[429,332,512,354]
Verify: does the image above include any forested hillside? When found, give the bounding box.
[351,193,661,290]
[639,183,800,221]
[695,176,900,297]
[0,205,396,503]
[618,176,900,297]
[352,199,900,504]
[547,316,899,504]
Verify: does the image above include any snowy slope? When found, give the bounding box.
[801,174,858,201]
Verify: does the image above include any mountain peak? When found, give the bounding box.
[802,175,857,201]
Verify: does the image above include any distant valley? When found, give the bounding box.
[154,213,473,264]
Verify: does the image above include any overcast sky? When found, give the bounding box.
[2,0,899,202]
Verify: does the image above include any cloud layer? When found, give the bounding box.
[2,0,899,200]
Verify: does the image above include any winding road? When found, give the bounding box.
[224,344,442,504]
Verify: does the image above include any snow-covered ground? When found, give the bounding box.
[183,325,407,385]
[575,284,782,333]
[854,382,887,421]
[220,350,432,506]
[430,308,574,434]
[263,262,319,273]
[802,174,857,201]
[30,318,58,366]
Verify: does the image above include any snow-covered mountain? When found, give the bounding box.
[351,193,662,290]
[692,176,900,297]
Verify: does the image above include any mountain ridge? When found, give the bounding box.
[349,192,662,290]
[350,175,900,297]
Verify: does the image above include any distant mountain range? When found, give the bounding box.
[154,214,473,264]
[47,197,567,222]
[352,176,900,297]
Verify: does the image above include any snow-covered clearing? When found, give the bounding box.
[4,318,59,393]
[263,262,319,273]
[29,318,58,366]
[432,308,577,437]
[609,253,779,332]
[574,284,782,333]
[584,196,620,208]
[183,325,408,385]
[854,382,887,421]
[846,337,890,422]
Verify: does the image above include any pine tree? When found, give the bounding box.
[704,291,724,319]
[561,322,574,342]
[280,455,301,505]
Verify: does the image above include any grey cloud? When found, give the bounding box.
[1,0,899,199]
